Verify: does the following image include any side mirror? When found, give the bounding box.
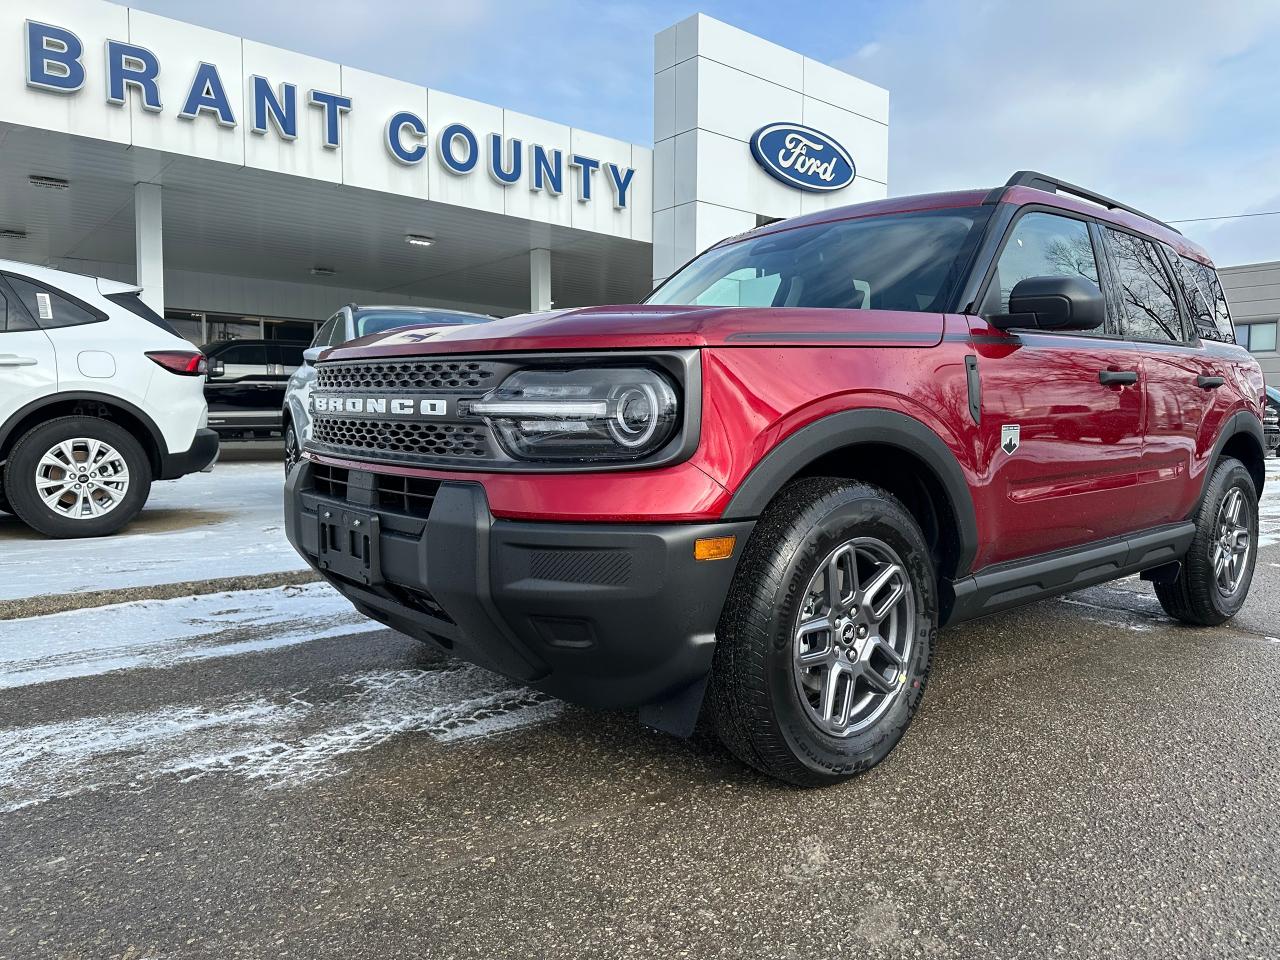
[991,275,1106,332]
[207,359,225,378]
[302,346,324,366]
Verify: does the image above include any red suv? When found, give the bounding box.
[285,172,1266,784]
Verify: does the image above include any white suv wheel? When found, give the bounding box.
[35,437,131,519]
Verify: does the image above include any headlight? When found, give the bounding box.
[469,367,679,462]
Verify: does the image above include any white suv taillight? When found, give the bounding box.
[146,351,207,376]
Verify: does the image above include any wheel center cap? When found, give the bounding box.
[840,623,856,643]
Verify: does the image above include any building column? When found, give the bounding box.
[530,247,551,313]
[134,182,164,313]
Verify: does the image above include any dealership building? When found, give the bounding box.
[0,0,890,346]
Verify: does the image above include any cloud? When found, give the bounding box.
[839,0,1280,264]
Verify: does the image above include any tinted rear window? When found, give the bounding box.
[5,275,106,329]
[105,292,179,335]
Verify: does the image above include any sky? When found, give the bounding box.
[125,0,1280,267]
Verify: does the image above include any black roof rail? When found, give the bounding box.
[1005,170,1181,235]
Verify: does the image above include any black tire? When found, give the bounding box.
[284,423,301,475]
[3,416,153,539]
[709,477,936,786]
[1155,457,1258,626]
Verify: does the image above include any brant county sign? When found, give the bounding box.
[749,123,856,193]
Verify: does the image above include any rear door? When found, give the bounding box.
[205,342,275,423]
[1124,243,1240,522]
[969,208,1147,564]
[0,279,57,432]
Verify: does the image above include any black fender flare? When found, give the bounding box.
[721,408,980,578]
[1201,408,1266,501]
[0,391,168,471]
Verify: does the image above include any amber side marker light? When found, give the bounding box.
[694,536,736,561]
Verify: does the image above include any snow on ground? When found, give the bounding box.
[0,461,305,601]
[1261,457,1280,548]
[0,582,380,689]
[0,663,561,812]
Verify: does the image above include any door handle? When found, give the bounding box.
[1196,375,1225,390]
[0,355,38,367]
[1098,370,1138,386]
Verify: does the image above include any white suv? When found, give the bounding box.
[0,260,218,538]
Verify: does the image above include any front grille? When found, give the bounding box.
[312,463,350,499]
[317,359,499,391]
[312,418,488,460]
[375,473,441,517]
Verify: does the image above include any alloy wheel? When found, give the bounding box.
[1211,486,1251,597]
[792,537,914,737]
[34,438,131,520]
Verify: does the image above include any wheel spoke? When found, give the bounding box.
[862,563,904,621]
[867,636,905,670]
[859,660,898,696]
[820,662,845,722]
[826,545,856,609]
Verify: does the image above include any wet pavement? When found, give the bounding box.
[0,460,1277,959]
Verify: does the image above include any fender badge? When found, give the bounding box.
[1001,424,1021,455]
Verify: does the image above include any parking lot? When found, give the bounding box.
[1,458,1278,959]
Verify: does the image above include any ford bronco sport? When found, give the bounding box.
[285,172,1266,785]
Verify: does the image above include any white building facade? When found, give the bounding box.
[0,1,888,345]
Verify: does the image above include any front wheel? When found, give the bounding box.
[709,478,936,786]
[1155,457,1258,625]
[3,416,152,538]
[284,423,301,475]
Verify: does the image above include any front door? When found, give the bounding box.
[968,209,1146,568]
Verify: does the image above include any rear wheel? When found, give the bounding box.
[3,416,152,538]
[709,478,936,785]
[1155,457,1257,625]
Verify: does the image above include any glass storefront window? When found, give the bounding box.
[1241,320,1278,353]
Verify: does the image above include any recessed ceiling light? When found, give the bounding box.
[0,229,27,240]
[29,175,69,191]
[309,266,336,277]
[405,234,435,247]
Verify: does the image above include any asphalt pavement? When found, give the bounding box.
[0,458,1278,960]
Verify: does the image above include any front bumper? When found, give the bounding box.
[284,459,753,727]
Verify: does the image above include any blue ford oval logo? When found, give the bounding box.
[749,123,856,193]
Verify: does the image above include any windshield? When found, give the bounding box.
[355,310,490,338]
[647,207,987,313]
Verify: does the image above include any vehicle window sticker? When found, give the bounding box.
[35,291,53,321]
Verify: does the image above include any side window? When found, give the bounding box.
[1193,262,1235,343]
[216,344,269,367]
[4,275,105,329]
[1168,253,1220,341]
[328,316,350,346]
[983,212,1101,316]
[0,285,37,333]
[312,317,339,348]
[1103,229,1182,342]
[276,343,305,368]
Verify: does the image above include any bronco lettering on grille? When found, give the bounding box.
[310,396,448,417]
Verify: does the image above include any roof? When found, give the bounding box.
[741,178,1213,266]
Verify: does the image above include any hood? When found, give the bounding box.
[325,305,946,360]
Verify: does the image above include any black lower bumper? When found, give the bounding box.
[159,428,220,479]
[284,459,753,732]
